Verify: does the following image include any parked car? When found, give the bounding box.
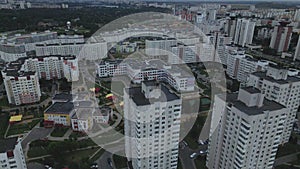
[198,139,209,145]
[199,150,208,155]
[90,162,98,169]
[190,152,197,159]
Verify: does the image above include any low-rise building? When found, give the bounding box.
[93,107,111,124]
[97,58,195,92]
[44,102,74,126]
[71,108,94,132]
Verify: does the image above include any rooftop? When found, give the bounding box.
[219,93,285,116]
[45,102,74,114]
[242,86,261,94]
[0,137,17,153]
[125,83,180,106]
[252,72,300,84]
[72,108,93,119]
[94,106,110,116]
[53,93,73,102]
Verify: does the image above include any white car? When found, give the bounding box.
[190,152,197,159]
[199,150,208,155]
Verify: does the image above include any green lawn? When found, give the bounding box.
[276,142,300,158]
[50,127,69,137]
[194,156,208,169]
[0,112,9,138]
[177,158,183,169]
[28,146,48,158]
[96,132,123,145]
[77,138,97,148]
[7,119,40,136]
[275,164,300,169]
[89,148,105,162]
[0,97,9,108]
[113,154,128,169]
[65,148,98,163]
[28,140,50,158]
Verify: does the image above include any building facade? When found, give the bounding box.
[269,22,293,53]
[226,50,269,83]
[2,68,41,105]
[44,102,75,126]
[294,35,300,61]
[233,18,256,47]
[247,65,300,143]
[97,59,195,92]
[124,81,182,169]
[0,137,27,169]
[207,87,287,169]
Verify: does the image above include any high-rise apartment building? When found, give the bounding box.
[18,55,79,82]
[2,67,41,105]
[294,35,300,61]
[247,65,300,143]
[124,81,182,169]
[226,50,269,83]
[207,87,287,169]
[224,17,237,38]
[269,22,293,53]
[233,18,256,47]
[294,9,300,22]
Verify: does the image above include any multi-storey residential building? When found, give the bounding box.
[269,22,293,53]
[257,27,273,40]
[145,37,200,57]
[0,31,107,61]
[62,56,79,82]
[226,50,269,83]
[11,55,79,82]
[233,18,256,47]
[219,44,239,65]
[97,59,195,92]
[294,35,300,61]
[247,65,300,143]
[170,44,197,64]
[0,44,27,62]
[0,31,58,62]
[294,9,300,22]
[2,61,41,105]
[35,39,107,60]
[207,87,287,169]
[124,81,182,169]
[145,38,177,57]
[224,16,237,38]
[207,32,232,63]
[97,59,127,77]
[44,102,75,126]
[0,137,27,169]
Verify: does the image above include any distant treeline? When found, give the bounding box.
[0,6,171,36]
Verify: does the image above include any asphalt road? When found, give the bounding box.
[95,144,125,169]
[179,141,208,169]
[21,127,52,148]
